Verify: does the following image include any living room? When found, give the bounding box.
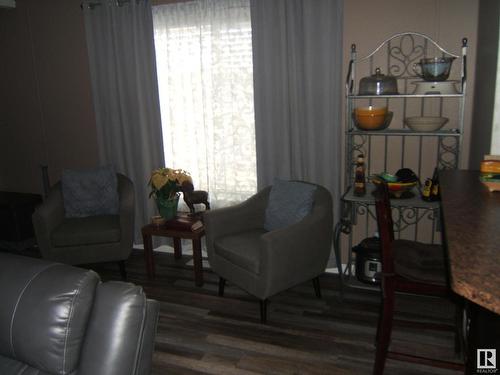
[1,0,498,374]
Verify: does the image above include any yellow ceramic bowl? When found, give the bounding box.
[354,110,392,130]
[354,106,388,129]
[355,106,387,116]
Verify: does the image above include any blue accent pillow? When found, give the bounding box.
[264,179,317,231]
[61,166,119,218]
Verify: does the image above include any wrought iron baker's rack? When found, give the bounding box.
[334,32,467,289]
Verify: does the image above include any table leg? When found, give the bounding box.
[173,237,182,260]
[192,238,203,287]
[142,232,155,279]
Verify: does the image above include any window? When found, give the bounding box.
[152,0,257,209]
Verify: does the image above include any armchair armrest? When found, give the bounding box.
[117,173,135,259]
[260,193,333,295]
[32,183,65,257]
[205,187,271,255]
[78,282,159,375]
[117,174,135,253]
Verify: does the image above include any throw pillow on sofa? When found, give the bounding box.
[264,179,316,231]
[61,165,119,218]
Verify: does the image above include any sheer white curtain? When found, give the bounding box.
[152,0,257,209]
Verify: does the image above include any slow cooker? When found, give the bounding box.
[352,237,382,285]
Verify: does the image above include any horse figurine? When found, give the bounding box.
[181,181,210,214]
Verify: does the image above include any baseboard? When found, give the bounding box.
[133,243,344,274]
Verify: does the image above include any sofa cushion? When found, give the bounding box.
[78,282,153,375]
[61,166,119,218]
[51,215,121,247]
[214,229,267,274]
[0,354,52,375]
[264,179,316,231]
[0,253,99,375]
[393,239,447,286]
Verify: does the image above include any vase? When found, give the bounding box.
[156,194,179,221]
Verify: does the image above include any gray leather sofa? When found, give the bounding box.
[0,253,159,375]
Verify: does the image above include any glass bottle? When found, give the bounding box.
[430,168,440,201]
[422,178,433,201]
[354,154,366,196]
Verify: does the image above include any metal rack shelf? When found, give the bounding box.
[348,94,464,99]
[342,184,440,209]
[347,129,461,137]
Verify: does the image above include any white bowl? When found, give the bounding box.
[404,116,449,132]
[411,80,459,95]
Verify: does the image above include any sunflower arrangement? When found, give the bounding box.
[149,167,192,201]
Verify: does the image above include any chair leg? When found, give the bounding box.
[373,281,395,375]
[118,260,127,281]
[218,277,226,297]
[312,277,322,299]
[454,301,465,358]
[260,299,268,324]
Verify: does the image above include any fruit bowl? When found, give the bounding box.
[372,177,418,198]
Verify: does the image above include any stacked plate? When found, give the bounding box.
[480,158,500,192]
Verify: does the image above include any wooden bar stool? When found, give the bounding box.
[373,182,464,374]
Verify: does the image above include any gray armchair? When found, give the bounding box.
[32,173,134,278]
[205,182,333,323]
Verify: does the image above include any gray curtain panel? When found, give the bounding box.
[83,0,164,242]
[250,0,343,226]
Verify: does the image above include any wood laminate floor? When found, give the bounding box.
[90,249,464,375]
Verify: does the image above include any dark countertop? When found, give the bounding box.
[439,170,500,314]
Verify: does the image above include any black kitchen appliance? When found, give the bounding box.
[352,237,382,285]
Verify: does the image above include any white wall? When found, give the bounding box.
[491,22,500,155]
[0,0,99,194]
[469,0,499,166]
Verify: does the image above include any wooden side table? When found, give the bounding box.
[141,223,205,286]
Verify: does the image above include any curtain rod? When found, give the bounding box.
[81,0,189,9]
[81,0,136,10]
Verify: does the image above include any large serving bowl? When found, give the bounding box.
[404,116,448,132]
[353,106,392,130]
